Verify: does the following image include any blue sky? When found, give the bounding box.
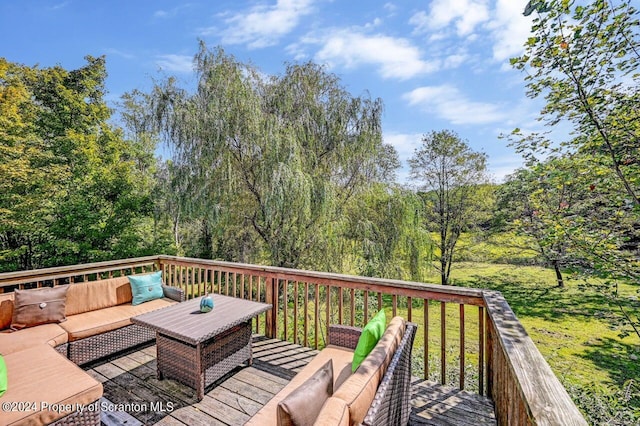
[1,0,544,183]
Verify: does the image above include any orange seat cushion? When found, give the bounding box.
[1,345,102,426]
[0,323,68,355]
[60,298,174,341]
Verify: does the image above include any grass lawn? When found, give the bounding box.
[433,262,640,424]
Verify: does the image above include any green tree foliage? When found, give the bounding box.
[145,43,396,269]
[409,130,489,285]
[513,0,640,205]
[510,0,640,338]
[343,185,431,281]
[498,156,593,287]
[0,59,67,270]
[0,57,166,271]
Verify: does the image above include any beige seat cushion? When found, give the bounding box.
[332,316,406,425]
[60,298,175,341]
[0,323,68,355]
[1,345,103,426]
[64,276,132,316]
[246,345,354,426]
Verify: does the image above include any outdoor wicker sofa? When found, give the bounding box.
[247,317,417,426]
[0,275,184,426]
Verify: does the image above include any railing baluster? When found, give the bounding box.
[232,273,237,298]
[392,294,397,317]
[325,286,330,347]
[424,299,429,380]
[441,301,446,385]
[486,308,493,398]
[191,267,196,297]
[283,280,288,342]
[293,281,299,345]
[304,282,309,348]
[377,292,382,311]
[479,305,485,396]
[350,288,355,326]
[338,287,343,325]
[460,304,465,390]
[364,291,369,322]
[314,284,320,349]
[407,296,412,322]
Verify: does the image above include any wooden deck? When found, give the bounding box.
[85,336,496,426]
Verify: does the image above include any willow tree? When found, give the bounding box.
[409,130,488,285]
[149,43,388,268]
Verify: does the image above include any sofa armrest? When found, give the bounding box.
[328,324,362,350]
[162,285,185,302]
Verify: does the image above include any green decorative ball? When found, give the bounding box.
[200,295,214,313]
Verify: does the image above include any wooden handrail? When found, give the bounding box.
[0,255,587,424]
[483,291,588,425]
[0,256,159,288]
[156,255,486,305]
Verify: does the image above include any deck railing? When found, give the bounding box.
[0,255,587,425]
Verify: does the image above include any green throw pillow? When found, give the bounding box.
[0,354,7,397]
[352,309,386,373]
[128,271,164,306]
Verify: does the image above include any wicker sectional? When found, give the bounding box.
[0,276,184,426]
[247,318,417,426]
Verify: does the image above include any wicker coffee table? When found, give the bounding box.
[131,294,271,400]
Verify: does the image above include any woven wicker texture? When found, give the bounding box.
[68,324,154,365]
[362,323,417,426]
[50,399,100,426]
[162,285,186,302]
[328,324,362,350]
[54,343,69,357]
[134,295,270,400]
[157,322,252,399]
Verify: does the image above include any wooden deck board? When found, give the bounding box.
[91,336,495,425]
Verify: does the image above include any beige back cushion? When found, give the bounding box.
[0,292,15,330]
[315,397,350,426]
[65,277,132,316]
[332,316,406,424]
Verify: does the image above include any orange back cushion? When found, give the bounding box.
[65,277,131,316]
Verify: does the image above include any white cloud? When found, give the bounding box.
[313,30,438,80]
[50,1,70,10]
[153,4,193,19]
[104,48,134,60]
[404,84,506,125]
[411,0,490,37]
[216,0,314,49]
[488,0,533,61]
[156,54,193,73]
[384,132,422,161]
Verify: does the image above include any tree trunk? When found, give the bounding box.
[553,261,564,288]
[440,258,449,285]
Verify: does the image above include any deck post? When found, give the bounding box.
[265,276,277,339]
